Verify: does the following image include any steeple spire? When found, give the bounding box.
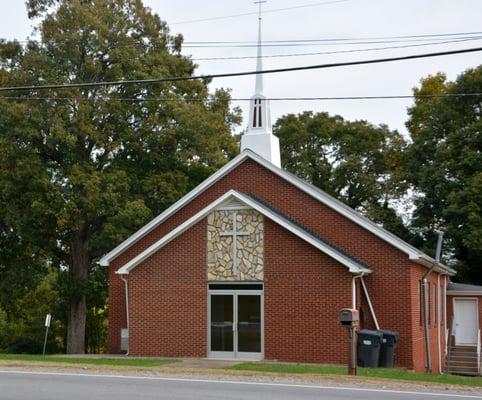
[241,0,281,168]
[255,1,264,95]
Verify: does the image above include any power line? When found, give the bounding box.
[5,31,482,45]
[184,31,482,44]
[182,36,482,48]
[192,37,482,61]
[1,93,480,102]
[170,0,348,25]
[1,46,481,93]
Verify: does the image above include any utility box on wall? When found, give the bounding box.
[120,328,129,352]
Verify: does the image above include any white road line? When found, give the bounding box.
[0,369,481,399]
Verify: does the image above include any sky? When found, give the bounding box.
[0,0,481,136]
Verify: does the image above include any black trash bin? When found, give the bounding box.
[357,329,383,367]
[378,330,399,368]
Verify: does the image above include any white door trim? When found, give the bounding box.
[453,297,479,347]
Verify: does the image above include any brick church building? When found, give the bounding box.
[99,15,482,374]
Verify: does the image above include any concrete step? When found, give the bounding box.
[446,346,480,375]
[447,368,479,376]
[449,346,477,352]
[449,355,478,361]
[450,346,477,352]
[449,362,479,369]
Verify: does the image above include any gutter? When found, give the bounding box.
[414,255,455,276]
[422,231,444,373]
[446,291,482,296]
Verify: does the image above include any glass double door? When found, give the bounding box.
[209,292,263,359]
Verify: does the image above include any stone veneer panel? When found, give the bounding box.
[207,209,263,281]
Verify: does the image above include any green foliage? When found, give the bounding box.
[0,308,7,351]
[275,111,410,235]
[227,362,482,387]
[0,0,240,353]
[1,272,62,353]
[406,66,482,281]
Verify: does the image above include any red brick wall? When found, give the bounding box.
[106,157,447,371]
[264,219,352,363]
[128,220,207,357]
[410,267,447,373]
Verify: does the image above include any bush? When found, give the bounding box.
[7,337,42,354]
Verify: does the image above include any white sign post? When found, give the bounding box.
[42,313,51,356]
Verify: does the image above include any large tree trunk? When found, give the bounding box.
[66,232,90,354]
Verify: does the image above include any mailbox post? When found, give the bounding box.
[339,308,359,376]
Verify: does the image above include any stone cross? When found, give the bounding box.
[220,210,250,274]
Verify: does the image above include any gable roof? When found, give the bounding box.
[115,190,372,275]
[100,149,455,275]
[447,282,482,295]
[246,193,371,271]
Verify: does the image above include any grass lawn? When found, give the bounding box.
[227,362,482,387]
[0,354,177,367]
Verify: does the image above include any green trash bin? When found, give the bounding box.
[357,329,383,368]
[378,330,399,368]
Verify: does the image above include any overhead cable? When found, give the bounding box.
[1,93,481,102]
[171,0,349,25]
[1,47,481,93]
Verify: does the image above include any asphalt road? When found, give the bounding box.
[0,370,481,400]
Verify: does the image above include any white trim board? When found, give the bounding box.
[448,291,482,296]
[115,190,371,275]
[100,149,454,275]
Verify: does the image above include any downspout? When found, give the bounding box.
[422,231,444,373]
[120,275,130,356]
[352,274,362,309]
[444,275,447,356]
[437,273,441,374]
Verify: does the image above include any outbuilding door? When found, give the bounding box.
[208,284,263,359]
[454,298,479,346]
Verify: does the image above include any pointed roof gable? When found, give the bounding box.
[99,149,455,275]
[115,190,372,275]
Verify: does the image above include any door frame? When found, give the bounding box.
[453,297,479,346]
[208,285,264,360]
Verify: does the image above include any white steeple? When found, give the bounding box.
[240,1,281,168]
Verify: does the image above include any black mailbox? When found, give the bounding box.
[339,308,359,326]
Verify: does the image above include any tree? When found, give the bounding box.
[274,111,409,231]
[406,66,482,282]
[0,0,240,353]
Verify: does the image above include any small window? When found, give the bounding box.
[252,98,263,128]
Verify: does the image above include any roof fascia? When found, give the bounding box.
[447,291,482,296]
[411,255,456,276]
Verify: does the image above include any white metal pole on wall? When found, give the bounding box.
[360,276,380,330]
[121,275,130,356]
[444,275,447,355]
[352,276,357,309]
[437,274,442,373]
